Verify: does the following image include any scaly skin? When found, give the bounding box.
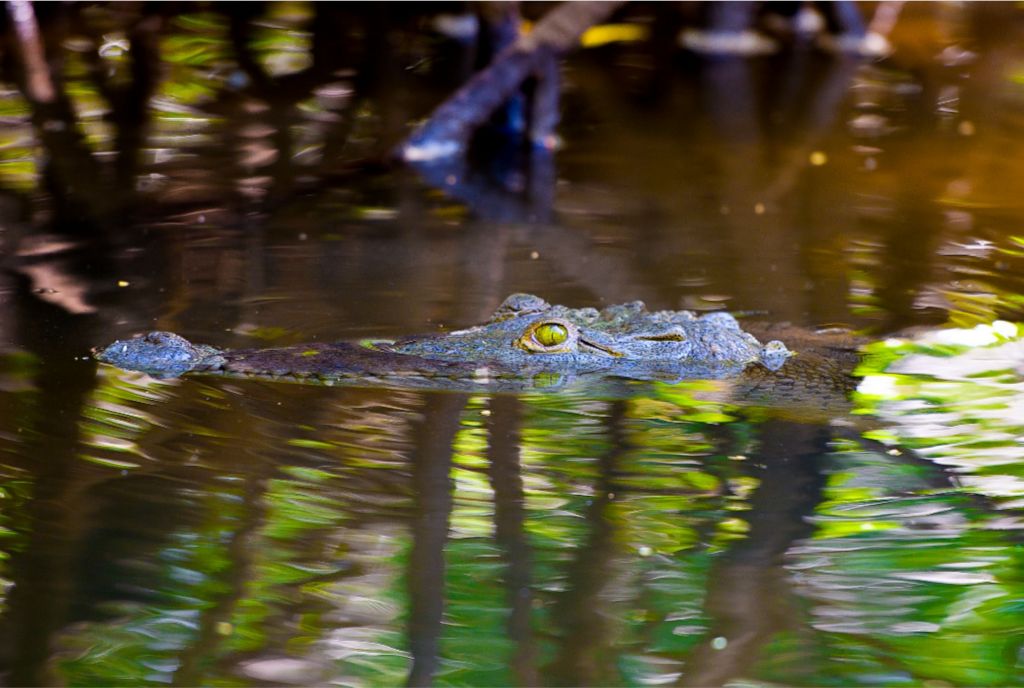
[93,294,800,389]
[383,294,791,374]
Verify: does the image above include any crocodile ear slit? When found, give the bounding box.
[579,338,625,357]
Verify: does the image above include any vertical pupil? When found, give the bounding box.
[535,323,568,346]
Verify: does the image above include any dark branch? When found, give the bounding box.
[399,1,624,161]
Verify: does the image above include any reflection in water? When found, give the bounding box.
[410,145,556,226]
[546,400,625,687]
[406,394,464,687]
[2,336,1024,684]
[484,396,538,686]
[679,421,828,688]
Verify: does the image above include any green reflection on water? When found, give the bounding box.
[857,322,1024,510]
[2,323,1024,685]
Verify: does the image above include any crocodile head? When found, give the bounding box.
[384,293,790,378]
[93,331,225,378]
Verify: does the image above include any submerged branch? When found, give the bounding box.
[399,1,624,161]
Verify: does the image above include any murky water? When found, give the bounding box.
[1,3,1024,686]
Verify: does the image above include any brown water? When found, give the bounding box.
[1,3,1023,686]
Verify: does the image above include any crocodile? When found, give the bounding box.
[93,293,857,401]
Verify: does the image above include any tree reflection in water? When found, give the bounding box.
[1,337,1023,685]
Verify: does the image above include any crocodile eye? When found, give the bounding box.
[534,322,568,347]
[515,319,575,353]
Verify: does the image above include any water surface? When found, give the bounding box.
[1,3,1023,685]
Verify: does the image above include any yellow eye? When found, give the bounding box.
[534,322,568,347]
[515,319,575,353]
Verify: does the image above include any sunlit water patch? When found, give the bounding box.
[787,445,1023,686]
[857,322,1024,514]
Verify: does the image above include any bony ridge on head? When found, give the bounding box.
[490,293,551,322]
